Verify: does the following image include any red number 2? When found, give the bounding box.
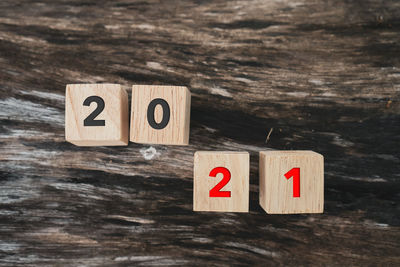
[209,167,231,197]
[284,168,300,198]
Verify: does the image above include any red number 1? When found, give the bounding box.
[284,168,300,198]
[209,167,231,197]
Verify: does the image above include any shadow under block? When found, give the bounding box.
[193,151,249,212]
[65,84,129,146]
[130,85,191,145]
[259,151,324,214]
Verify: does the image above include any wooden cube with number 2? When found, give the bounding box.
[259,151,324,214]
[193,151,249,212]
[65,84,129,146]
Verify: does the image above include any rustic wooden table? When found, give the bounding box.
[1,0,399,266]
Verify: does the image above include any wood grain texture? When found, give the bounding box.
[65,84,129,146]
[194,151,249,212]
[130,85,191,145]
[0,0,399,266]
[259,151,324,214]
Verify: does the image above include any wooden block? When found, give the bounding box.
[130,85,191,145]
[65,84,129,146]
[259,151,324,214]
[193,151,249,212]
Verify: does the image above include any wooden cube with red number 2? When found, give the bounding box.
[193,151,249,212]
[259,151,324,214]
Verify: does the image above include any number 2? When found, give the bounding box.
[209,167,231,197]
[284,167,300,197]
[83,96,105,126]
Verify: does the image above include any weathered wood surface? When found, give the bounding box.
[0,0,399,266]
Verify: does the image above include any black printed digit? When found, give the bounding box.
[83,96,105,126]
[147,98,170,130]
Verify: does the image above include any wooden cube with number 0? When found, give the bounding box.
[259,151,324,214]
[194,151,249,212]
[130,85,191,145]
[65,84,129,146]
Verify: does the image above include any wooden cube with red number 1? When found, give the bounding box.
[259,151,324,214]
[193,151,249,212]
[65,84,129,146]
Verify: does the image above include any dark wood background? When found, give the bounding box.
[0,0,399,266]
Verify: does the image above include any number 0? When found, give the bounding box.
[284,167,300,198]
[147,98,170,130]
[209,167,231,197]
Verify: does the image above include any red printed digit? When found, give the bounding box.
[209,167,231,197]
[284,168,300,198]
